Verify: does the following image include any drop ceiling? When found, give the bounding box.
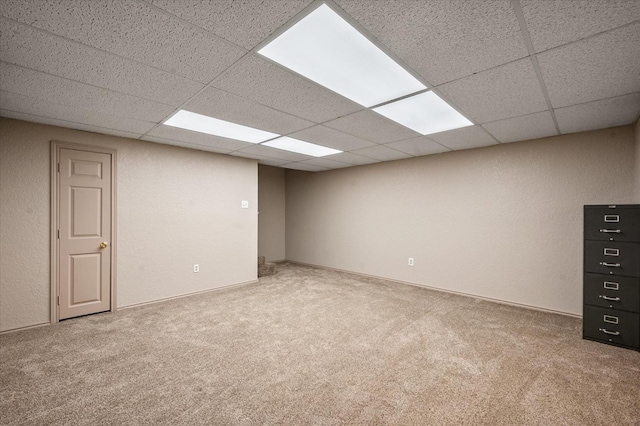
[1,0,639,172]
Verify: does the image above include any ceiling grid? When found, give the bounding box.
[0,0,638,171]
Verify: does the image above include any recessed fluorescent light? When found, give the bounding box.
[163,110,279,143]
[373,91,473,135]
[258,3,426,107]
[263,137,342,157]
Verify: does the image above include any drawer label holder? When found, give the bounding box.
[599,295,620,302]
[599,228,621,234]
[603,315,619,324]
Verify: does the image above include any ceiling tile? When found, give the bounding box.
[428,126,498,151]
[257,158,290,167]
[0,0,246,83]
[234,144,314,162]
[0,109,143,140]
[288,125,376,151]
[299,157,352,169]
[322,152,381,166]
[350,145,411,162]
[384,137,450,156]
[151,0,312,50]
[324,110,419,144]
[0,17,204,106]
[537,23,640,108]
[211,55,362,123]
[437,59,548,123]
[283,162,329,172]
[146,125,254,152]
[0,90,156,135]
[141,135,233,154]
[482,111,558,143]
[1,1,636,152]
[183,87,313,135]
[228,151,288,166]
[0,62,175,122]
[335,0,528,85]
[555,92,640,134]
[521,0,640,52]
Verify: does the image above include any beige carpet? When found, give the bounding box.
[1,262,639,425]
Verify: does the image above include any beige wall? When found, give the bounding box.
[635,119,640,202]
[0,118,258,332]
[286,126,636,316]
[258,165,286,262]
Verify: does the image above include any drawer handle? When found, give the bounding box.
[603,281,619,290]
[599,328,620,336]
[599,295,620,301]
[599,229,621,233]
[599,262,620,268]
[604,215,619,223]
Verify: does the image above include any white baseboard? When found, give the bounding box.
[0,321,51,335]
[286,260,581,319]
[119,279,260,311]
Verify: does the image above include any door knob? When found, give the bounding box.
[100,242,108,249]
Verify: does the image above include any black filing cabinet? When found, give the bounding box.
[583,205,640,350]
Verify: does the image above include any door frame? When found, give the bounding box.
[50,141,117,324]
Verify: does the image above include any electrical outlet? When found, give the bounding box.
[408,258,414,267]
[193,264,200,273]
[241,200,249,209]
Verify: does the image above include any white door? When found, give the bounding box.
[58,148,112,320]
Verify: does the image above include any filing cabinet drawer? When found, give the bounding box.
[584,240,640,277]
[583,306,639,348]
[584,206,640,242]
[584,273,639,312]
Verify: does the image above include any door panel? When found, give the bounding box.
[70,254,102,304]
[59,148,111,320]
[71,159,103,178]
[71,187,102,237]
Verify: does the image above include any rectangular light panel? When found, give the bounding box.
[263,137,342,157]
[163,109,279,143]
[258,4,426,107]
[373,91,473,136]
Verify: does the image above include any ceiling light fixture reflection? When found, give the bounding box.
[163,109,279,143]
[262,137,342,157]
[258,3,426,107]
[373,91,473,135]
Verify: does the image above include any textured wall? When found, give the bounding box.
[258,165,286,262]
[0,118,257,332]
[0,120,51,331]
[636,119,640,202]
[286,126,636,316]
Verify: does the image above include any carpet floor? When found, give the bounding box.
[1,262,639,425]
